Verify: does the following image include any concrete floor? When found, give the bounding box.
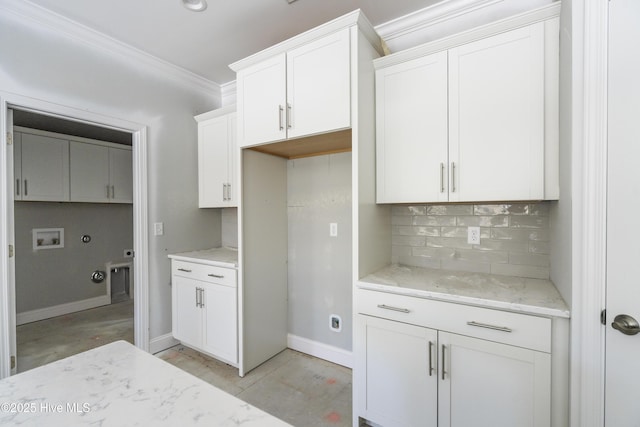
[16,301,353,427]
[16,299,135,373]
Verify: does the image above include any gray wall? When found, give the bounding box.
[0,10,221,341]
[287,153,352,351]
[15,202,132,313]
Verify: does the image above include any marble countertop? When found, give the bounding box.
[359,264,570,318]
[168,247,238,268]
[0,341,291,427]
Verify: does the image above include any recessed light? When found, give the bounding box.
[182,0,207,12]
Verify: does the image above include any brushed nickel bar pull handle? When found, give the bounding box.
[177,268,192,273]
[227,183,231,201]
[279,105,284,130]
[199,288,204,308]
[428,341,434,376]
[24,179,28,196]
[195,287,200,308]
[377,304,410,314]
[451,162,456,192]
[287,103,292,129]
[16,179,20,196]
[466,321,512,333]
[441,344,446,381]
[440,163,445,193]
[208,273,224,279]
[111,185,115,199]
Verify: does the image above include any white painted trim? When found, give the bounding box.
[374,3,561,69]
[149,333,180,355]
[229,10,383,72]
[376,0,503,43]
[16,296,110,326]
[0,91,150,379]
[287,334,353,369]
[0,0,221,97]
[570,0,608,426]
[220,81,237,107]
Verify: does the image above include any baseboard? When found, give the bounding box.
[150,333,179,355]
[16,295,110,325]
[287,334,353,368]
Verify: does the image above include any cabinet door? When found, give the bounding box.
[198,114,230,208]
[357,315,438,427]
[438,331,551,427]
[226,113,237,206]
[20,133,70,201]
[172,276,203,349]
[109,147,133,203]
[201,282,237,364]
[237,53,286,147]
[376,51,449,203]
[70,142,110,203]
[286,28,351,139]
[13,132,22,199]
[448,22,545,202]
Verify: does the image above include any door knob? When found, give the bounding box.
[612,314,640,335]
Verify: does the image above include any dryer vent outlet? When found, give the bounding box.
[330,315,342,332]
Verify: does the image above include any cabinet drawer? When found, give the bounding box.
[172,260,236,287]
[357,288,551,353]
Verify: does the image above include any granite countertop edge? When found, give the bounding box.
[358,265,570,319]
[168,247,238,269]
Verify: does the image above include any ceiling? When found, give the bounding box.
[22,0,440,84]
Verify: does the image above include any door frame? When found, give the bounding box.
[0,92,150,378]
[571,1,608,426]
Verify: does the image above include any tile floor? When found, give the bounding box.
[15,301,353,427]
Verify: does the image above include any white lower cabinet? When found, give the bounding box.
[171,260,238,366]
[356,289,552,427]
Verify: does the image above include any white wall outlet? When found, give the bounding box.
[330,314,342,332]
[467,226,481,245]
[153,222,164,236]
[329,222,338,237]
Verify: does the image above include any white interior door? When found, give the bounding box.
[605,0,640,424]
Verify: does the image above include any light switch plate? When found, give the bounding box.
[154,222,164,236]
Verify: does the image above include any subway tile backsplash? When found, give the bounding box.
[391,202,551,279]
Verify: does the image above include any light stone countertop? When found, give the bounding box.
[168,247,238,268]
[359,264,570,318]
[0,341,291,427]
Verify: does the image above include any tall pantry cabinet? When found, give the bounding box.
[229,10,387,377]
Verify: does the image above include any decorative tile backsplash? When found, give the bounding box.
[392,202,550,279]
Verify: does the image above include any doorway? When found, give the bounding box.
[0,93,149,378]
[12,109,135,372]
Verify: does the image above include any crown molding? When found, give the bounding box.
[375,0,504,43]
[0,0,221,96]
[220,81,237,107]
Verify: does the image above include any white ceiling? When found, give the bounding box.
[23,0,441,85]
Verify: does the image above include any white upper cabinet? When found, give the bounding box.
[235,28,351,148]
[375,15,559,203]
[376,51,449,203]
[448,23,545,202]
[196,107,237,208]
[70,141,132,203]
[15,131,70,202]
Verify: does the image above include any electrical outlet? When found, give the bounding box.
[467,226,481,245]
[153,222,164,236]
[329,223,338,237]
[330,314,342,332]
